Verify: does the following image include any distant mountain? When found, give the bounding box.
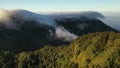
[0,31,120,68]
[0,9,118,51]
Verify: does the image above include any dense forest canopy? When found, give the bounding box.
[0,31,120,68]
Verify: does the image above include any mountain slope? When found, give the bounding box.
[52,17,118,36]
[0,9,118,51]
[0,31,120,68]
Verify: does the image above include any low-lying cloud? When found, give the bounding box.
[55,26,78,42]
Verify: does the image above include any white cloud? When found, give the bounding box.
[55,26,78,42]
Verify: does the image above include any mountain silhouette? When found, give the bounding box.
[0,9,118,51]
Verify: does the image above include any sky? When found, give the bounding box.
[0,0,120,12]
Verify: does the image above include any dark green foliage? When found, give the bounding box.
[0,31,120,68]
[0,20,55,51]
[0,18,119,52]
[0,51,17,68]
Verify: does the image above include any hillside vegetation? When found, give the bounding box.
[0,31,120,68]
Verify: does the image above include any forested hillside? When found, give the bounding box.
[0,31,120,68]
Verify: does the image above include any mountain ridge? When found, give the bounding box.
[0,9,119,51]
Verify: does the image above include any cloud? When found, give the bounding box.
[0,9,17,29]
[55,26,78,42]
[47,11,105,21]
[0,9,57,30]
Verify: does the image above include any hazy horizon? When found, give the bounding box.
[0,0,120,12]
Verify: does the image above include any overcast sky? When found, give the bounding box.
[0,0,119,12]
